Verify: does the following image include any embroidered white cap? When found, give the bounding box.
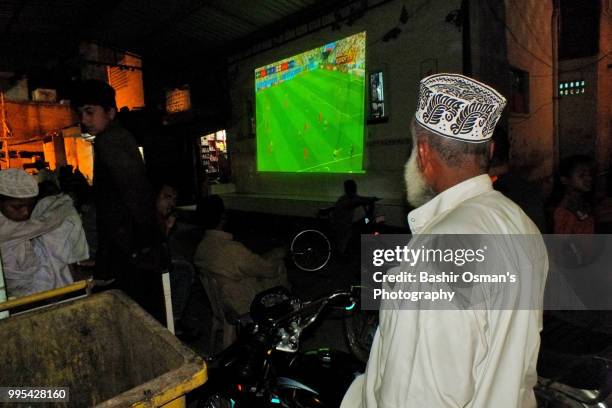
[415,73,507,143]
[0,168,39,198]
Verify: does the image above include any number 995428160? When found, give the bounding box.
[0,387,69,402]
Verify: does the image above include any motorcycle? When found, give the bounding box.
[192,285,612,408]
[193,286,365,407]
[534,313,612,407]
[535,353,612,407]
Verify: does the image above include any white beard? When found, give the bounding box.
[404,147,435,208]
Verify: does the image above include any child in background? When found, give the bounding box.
[594,170,612,233]
[553,155,594,234]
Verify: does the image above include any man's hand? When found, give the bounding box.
[165,214,177,235]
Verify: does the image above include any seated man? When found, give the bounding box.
[0,169,89,297]
[193,195,289,318]
[331,179,378,255]
[154,181,195,326]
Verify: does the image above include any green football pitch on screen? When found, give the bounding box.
[255,32,366,173]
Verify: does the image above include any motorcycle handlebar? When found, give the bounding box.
[271,288,359,332]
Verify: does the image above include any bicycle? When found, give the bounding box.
[290,198,382,272]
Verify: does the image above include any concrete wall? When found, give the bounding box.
[471,0,554,186]
[64,136,94,184]
[558,1,612,196]
[505,0,554,187]
[42,139,57,169]
[41,135,67,170]
[469,0,511,99]
[595,1,611,194]
[1,101,74,169]
[110,54,145,110]
[558,58,598,159]
[80,43,146,110]
[227,0,463,225]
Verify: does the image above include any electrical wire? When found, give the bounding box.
[367,0,431,48]
[558,52,611,73]
[484,0,610,75]
[509,101,554,125]
[506,0,554,60]
[529,52,611,77]
[482,0,553,68]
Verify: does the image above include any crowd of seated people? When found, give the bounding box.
[0,162,291,350]
[2,145,611,354]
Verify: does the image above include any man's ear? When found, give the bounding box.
[416,138,432,172]
[108,107,117,120]
[417,139,440,188]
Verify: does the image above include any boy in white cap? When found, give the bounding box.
[0,168,88,297]
[0,168,39,223]
[341,74,548,407]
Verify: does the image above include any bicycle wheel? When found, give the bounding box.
[290,229,331,272]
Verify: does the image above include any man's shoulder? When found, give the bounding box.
[102,122,132,136]
[429,190,540,234]
[197,231,241,251]
[96,123,137,148]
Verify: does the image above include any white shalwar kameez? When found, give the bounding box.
[1,195,88,297]
[341,175,548,408]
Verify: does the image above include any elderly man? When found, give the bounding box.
[341,74,548,407]
[0,169,88,297]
